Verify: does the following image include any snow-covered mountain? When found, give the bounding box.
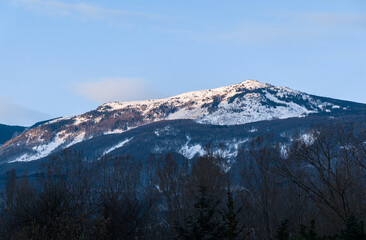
[0,80,363,163]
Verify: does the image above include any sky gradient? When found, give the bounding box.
[0,0,365,126]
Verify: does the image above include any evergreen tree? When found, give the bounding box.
[175,185,224,240]
[220,184,248,240]
[296,220,336,240]
[339,215,366,240]
[275,219,290,240]
[299,220,318,240]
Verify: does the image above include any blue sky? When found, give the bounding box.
[0,0,365,126]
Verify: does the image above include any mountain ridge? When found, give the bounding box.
[1,79,365,163]
[0,124,26,146]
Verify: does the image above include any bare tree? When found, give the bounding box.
[238,135,284,239]
[274,123,366,231]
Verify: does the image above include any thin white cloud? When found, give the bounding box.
[12,0,162,20]
[157,24,320,45]
[74,78,164,103]
[0,96,51,126]
[158,11,366,44]
[294,12,366,25]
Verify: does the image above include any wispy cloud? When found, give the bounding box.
[74,78,164,103]
[294,12,366,25]
[157,24,320,45]
[12,0,162,20]
[0,96,51,126]
[158,11,366,44]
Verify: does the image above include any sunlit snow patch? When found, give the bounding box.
[102,138,133,156]
[65,132,86,148]
[179,143,206,159]
[179,137,248,160]
[104,129,126,135]
[179,136,206,159]
[299,132,316,146]
[212,139,249,159]
[154,126,175,137]
[249,128,257,133]
[9,134,66,163]
[280,143,290,159]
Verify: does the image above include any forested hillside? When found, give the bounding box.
[0,124,25,145]
[1,121,366,239]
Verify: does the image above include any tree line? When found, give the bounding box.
[1,122,366,239]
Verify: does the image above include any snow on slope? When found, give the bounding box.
[9,134,67,162]
[179,136,249,160]
[0,80,341,163]
[98,80,331,125]
[102,138,132,155]
[8,131,88,163]
[45,79,334,128]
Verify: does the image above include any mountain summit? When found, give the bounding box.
[96,79,334,125]
[0,80,361,163]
